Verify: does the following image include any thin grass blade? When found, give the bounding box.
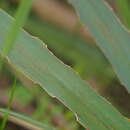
[0,108,54,130]
[69,0,130,93]
[0,0,32,129]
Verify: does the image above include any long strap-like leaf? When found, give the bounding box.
[0,108,54,130]
[69,0,130,93]
[0,9,130,130]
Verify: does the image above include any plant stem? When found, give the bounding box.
[0,79,17,130]
[0,0,32,129]
[0,0,32,71]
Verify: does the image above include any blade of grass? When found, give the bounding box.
[26,16,111,79]
[0,10,130,129]
[68,0,130,93]
[1,0,32,59]
[0,79,16,130]
[0,2,114,84]
[0,0,32,129]
[0,108,54,130]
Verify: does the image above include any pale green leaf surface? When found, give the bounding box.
[69,0,130,93]
[0,9,130,130]
[0,108,53,130]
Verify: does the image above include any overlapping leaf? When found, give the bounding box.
[69,0,130,93]
[0,108,53,130]
[0,9,130,130]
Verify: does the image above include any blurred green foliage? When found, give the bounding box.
[116,0,130,28]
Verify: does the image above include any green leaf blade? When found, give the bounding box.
[0,108,54,130]
[68,0,130,93]
[0,9,130,130]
